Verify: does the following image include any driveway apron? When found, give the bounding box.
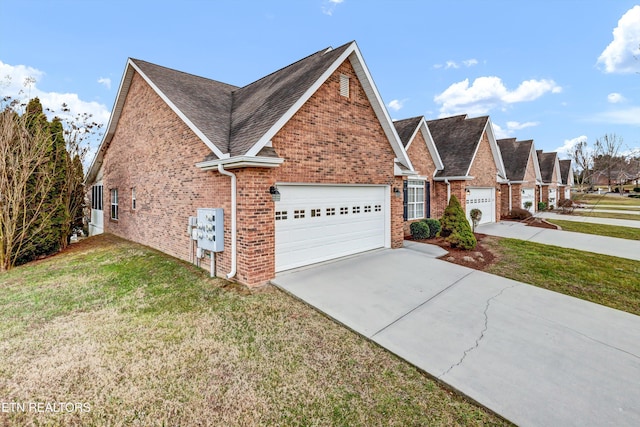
[272,248,640,427]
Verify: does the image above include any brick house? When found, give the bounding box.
[425,115,508,225]
[392,116,444,235]
[536,150,562,209]
[558,159,574,201]
[497,138,542,215]
[85,41,415,287]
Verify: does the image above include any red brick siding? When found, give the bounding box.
[101,59,404,287]
[102,72,233,276]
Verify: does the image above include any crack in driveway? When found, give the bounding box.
[439,283,520,378]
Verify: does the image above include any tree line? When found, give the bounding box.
[0,97,100,271]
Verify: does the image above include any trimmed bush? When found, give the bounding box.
[523,201,533,211]
[410,221,430,240]
[538,201,547,211]
[423,218,441,239]
[508,207,532,220]
[439,195,477,250]
[633,187,640,193]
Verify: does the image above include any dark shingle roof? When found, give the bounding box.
[559,159,572,184]
[229,43,351,156]
[427,115,488,177]
[497,138,533,181]
[537,150,558,183]
[393,116,422,147]
[131,59,238,157]
[132,42,353,157]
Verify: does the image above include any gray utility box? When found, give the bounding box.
[196,208,224,252]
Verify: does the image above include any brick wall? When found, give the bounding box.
[102,72,233,277]
[101,59,405,288]
[404,129,437,235]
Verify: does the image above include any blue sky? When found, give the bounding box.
[2,0,640,162]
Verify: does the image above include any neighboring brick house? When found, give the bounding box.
[558,159,574,201]
[536,150,562,209]
[85,41,415,287]
[393,116,444,235]
[426,115,508,225]
[497,138,542,215]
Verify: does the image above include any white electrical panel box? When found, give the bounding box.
[196,208,224,252]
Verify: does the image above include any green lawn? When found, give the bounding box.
[0,234,508,426]
[484,237,640,316]
[574,194,640,206]
[569,211,640,221]
[546,219,640,240]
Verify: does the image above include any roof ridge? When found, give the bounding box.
[130,58,239,89]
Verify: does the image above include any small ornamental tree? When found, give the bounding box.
[439,195,477,250]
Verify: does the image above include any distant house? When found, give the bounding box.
[497,138,542,214]
[85,41,415,287]
[558,159,574,201]
[426,115,508,225]
[393,116,444,235]
[536,151,562,209]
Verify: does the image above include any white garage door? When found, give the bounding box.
[549,188,557,208]
[522,188,535,213]
[466,188,495,225]
[275,185,387,272]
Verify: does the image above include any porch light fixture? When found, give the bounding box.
[465,188,471,195]
[393,187,401,197]
[269,186,281,202]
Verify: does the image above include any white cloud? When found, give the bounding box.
[556,135,587,158]
[387,99,405,111]
[433,58,479,70]
[607,92,625,103]
[321,0,344,15]
[434,76,562,116]
[506,120,539,130]
[492,120,540,139]
[597,5,640,73]
[0,60,110,168]
[592,106,640,125]
[97,77,111,90]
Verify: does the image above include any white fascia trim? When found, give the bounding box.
[196,155,284,170]
[419,119,445,171]
[244,44,356,157]
[85,60,135,185]
[128,60,229,160]
[486,119,508,179]
[433,175,475,181]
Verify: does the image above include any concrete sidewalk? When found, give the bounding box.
[538,211,640,228]
[272,248,640,427]
[477,221,640,261]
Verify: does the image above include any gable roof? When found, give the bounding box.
[393,116,444,172]
[559,159,574,185]
[536,150,561,184]
[86,41,413,183]
[426,114,506,180]
[497,138,541,182]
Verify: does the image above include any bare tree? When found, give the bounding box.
[0,109,56,270]
[572,139,592,191]
[593,133,624,191]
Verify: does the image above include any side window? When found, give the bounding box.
[131,187,137,210]
[110,188,119,220]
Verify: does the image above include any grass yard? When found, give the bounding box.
[484,237,640,316]
[568,211,640,221]
[0,234,508,427]
[546,219,640,240]
[574,194,640,206]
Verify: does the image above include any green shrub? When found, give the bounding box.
[633,187,640,193]
[523,201,533,210]
[410,221,430,239]
[439,195,477,250]
[538,201,547,211]
[423,218,441,239]
[508,208,532,220]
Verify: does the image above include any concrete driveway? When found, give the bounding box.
[272,247,640,427]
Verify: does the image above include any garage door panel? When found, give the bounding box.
[466,188,496,225]
[275,185,386,272]
[522,188,535,212]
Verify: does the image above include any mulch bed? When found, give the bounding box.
[406,233,497,270]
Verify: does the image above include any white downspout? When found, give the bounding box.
[445,178,451,202]
[218,164,237,279]
[508,182,512,212]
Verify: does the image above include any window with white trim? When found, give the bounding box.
[407,180,425,220]
[110,188,119,220]
[131,187,137,210]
